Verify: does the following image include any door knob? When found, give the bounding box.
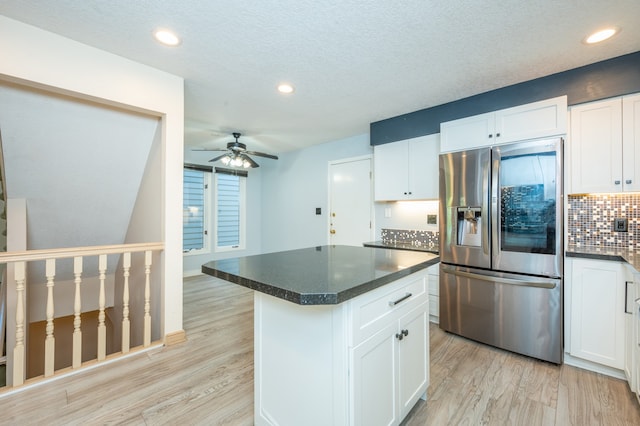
[330,229,336,234]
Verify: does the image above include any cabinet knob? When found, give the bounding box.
[395,332,404,341]
[615,180,621,185]
[626,179,632,184]
[496,132,501,137]
[488,134,493,138]
[404,192,408,195]
[402,329,409,337]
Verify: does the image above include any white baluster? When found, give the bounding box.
[72,256,83,369]
[97,254,107,361]
[144,250,152,347]
[44,258,56,377]
[121,252,131,353]
[12,261,25,386]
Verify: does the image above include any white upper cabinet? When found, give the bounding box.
[623,94,640,192]
[440,96,568,152]
[568,93,640,194]
[374,134,439,201]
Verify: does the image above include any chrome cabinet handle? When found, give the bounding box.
[389,292,412,306]
[625,281,633,314]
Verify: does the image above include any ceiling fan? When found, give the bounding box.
[193,132,278,168]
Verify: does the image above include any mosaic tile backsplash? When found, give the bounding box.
[381,228,439,248]
[567,193,640,250]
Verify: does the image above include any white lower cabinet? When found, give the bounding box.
[624,270,637,391]
[568,258,628,370]
[351,323,398,426]
[397,303,429,419]
[254,269,430,426]
[351,302,428,425]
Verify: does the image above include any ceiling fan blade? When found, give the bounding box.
[208,154,229,163]
[240,154,260,168]
[192,148,228,152]
[245,150,279,160]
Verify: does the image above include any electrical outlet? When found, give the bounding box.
[427,214,437,225]
[614,218,628,232]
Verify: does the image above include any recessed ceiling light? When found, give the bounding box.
[277,83,295,94]
[584,27,619,44]
[154,29,181,46]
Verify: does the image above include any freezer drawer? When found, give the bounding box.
[439,264,563,364]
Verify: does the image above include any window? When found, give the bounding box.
[183,166,211,254]
[214,170,246,251]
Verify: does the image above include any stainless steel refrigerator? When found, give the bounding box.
[439,137,563,364]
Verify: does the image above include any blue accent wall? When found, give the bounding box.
[370,51,640,145]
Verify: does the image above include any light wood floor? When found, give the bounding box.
[0,274,639,425]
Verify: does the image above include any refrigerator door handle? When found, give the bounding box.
[442,266,557,289]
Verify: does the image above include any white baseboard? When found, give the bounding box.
[563,352,626,380]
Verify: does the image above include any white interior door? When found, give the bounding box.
[329,157,373,246]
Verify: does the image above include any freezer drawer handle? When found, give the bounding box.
[444,268,556,289]
[389,293,412,306]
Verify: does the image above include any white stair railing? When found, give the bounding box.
[0,242,163,387]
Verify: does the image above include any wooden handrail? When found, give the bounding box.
[0,242,164,263]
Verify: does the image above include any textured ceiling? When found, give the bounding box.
[1,1,639,154]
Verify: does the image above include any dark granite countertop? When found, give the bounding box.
[363,240,439,254]
[566,245,640,272]
[202,245,439,305]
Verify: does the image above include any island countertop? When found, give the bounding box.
[201,245,439,305]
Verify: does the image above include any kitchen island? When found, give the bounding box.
[202,245,438,426]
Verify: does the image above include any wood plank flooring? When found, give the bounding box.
[0,274,639,425]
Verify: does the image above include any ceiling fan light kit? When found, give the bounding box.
[192,133,279,168]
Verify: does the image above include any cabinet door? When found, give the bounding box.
[625,278,636,390]
[623,93,640,192]
[570,258,626,369]
[398,303,429,420]
[374,140,409,201]
[569,98,623,194]
[495,96,567,144]
[440,112,493,153]
[407,134,439,199]
[351,323,398,426]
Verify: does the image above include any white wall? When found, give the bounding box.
[0,16,185,341]
[374,200,439,238]
[182,150,263,276]
[260,134,372,253]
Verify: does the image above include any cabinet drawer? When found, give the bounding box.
[349,272,427,346]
